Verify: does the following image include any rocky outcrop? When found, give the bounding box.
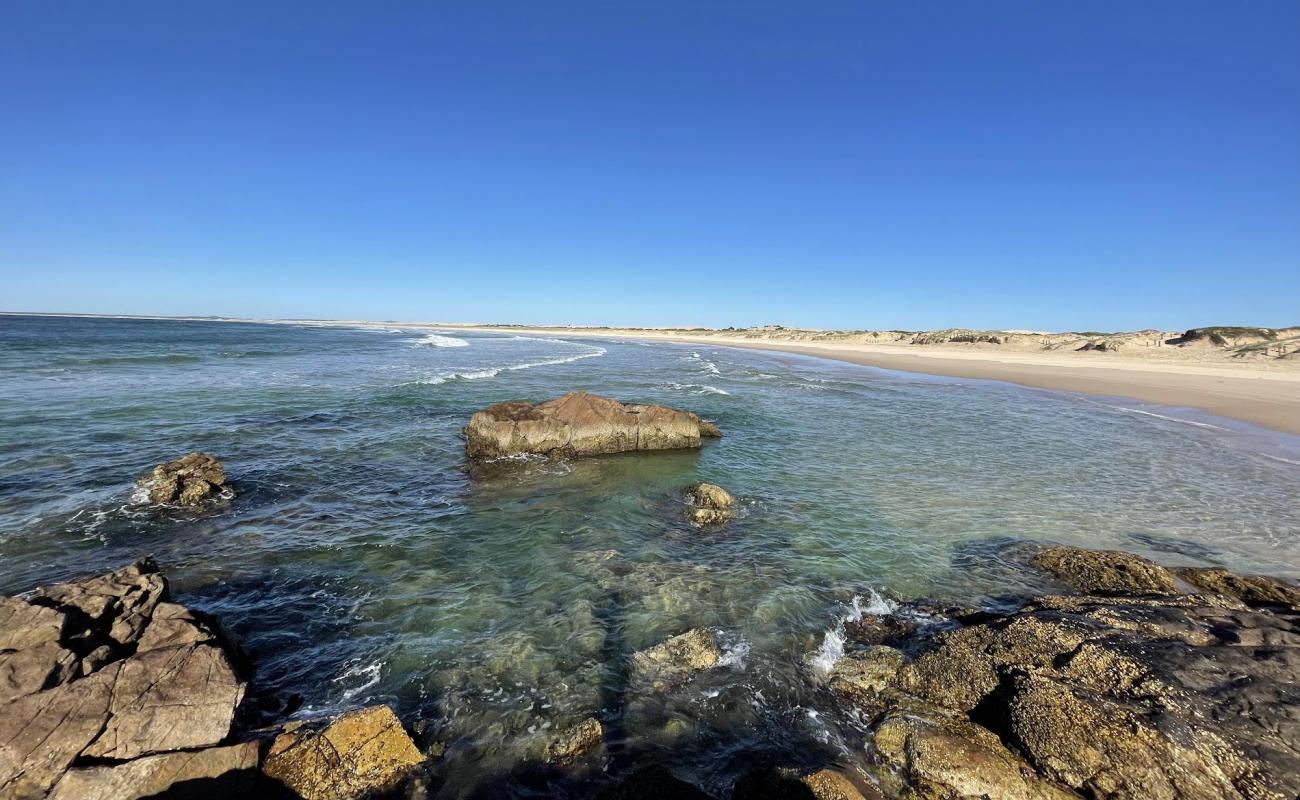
[47,741,259,800]
[629,628,721,693]
[686,482,736,524]
[822,547,1300,800]
[1031,545,1177,595]
[464,392,721,459]
[261,705,424,800]
[1174,566,1300,609]
[0,559,247,799]
[135,452,232,505]
[539,717,604,765]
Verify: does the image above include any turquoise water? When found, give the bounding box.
[2,314,1298,796]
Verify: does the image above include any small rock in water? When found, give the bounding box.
[540,716,604,764]
[686,482,736,525]
[261,704,425,800]
[829,645,905,709]
[630,628,721,692]
[135,452,232,505]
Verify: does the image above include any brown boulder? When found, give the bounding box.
[540,717,604,765]
[686,482,736,524]
[629,628,721,692]
[1031,546,1177,595]
[872,709,1077,800]
[261,705,424,800]
[464,392,720,459]
[0,560,247,798]
[135,452,232,505]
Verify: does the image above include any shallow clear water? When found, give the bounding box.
[3,314,1299,796]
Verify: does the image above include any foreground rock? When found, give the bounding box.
[825,546,1300,800]
[686,482,736,524]
[1031,545,1177,595]
[135,452,232,505]
[629,628,721,692]
[464,392,721,459]
[48,741,259,800]
[0,559,246,799]
[262,705,424,800]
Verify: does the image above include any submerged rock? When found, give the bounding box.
[0,559,247,798]
[464,392,721,459]
[261,704,424,800]
[686,482,736,524]
[1031,545,1177,595]
[733,767,881,800]
[540,716,605,765]
[629,628,721,692]
[596,765,712,800]
[135,452,232,505]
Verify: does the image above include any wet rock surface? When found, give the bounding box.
[629,628,722,693]
[464,392,721,459]
[686,482,736,525]
[1031,545,1177,595]
[828,546,1300,800]
[135,452,232,505]
[261,705,425,800]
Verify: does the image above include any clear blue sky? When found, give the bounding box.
[2,2,1297,331]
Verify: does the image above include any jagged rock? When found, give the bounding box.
[1031,546,1177,595]
[464,392,721,459]
[135,452,232,505]
[686,482,736,524]
[872,709,1077,800]
[1174,566,1300,609]
[79,643,244,760]
[881,586,1300,799]
[261,705,424,800]
[47,740,259,800]
[629,628,721,692]
[0,560,247,798]
[828,646,905,709]
[540,717,604,764]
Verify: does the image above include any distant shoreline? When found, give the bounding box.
[7,312,1300,437]
[430,324,1300,438]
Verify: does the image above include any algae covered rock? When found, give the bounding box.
[686,482,736,524]
[465,392,721,459]
[261,704,424,800]
[1174,566,1300,609]
[1031,545,1177,595]
[629,628,721,692]
[135,452,232,505]
[540,716,605,765]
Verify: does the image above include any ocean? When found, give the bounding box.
[2,313,1298,796]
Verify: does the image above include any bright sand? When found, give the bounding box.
[430,325,1300,437]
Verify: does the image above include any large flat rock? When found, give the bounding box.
[0,560,247,798]
[465,392,721,459]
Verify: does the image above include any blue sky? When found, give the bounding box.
[2,2,1297,331]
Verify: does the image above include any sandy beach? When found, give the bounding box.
[429,324,1300,437]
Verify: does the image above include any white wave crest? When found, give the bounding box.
[415,346,606,385]
[667,383,730,395]
[1117,407,1227,431]
[808,589,898,679]
[408,332,470,348]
